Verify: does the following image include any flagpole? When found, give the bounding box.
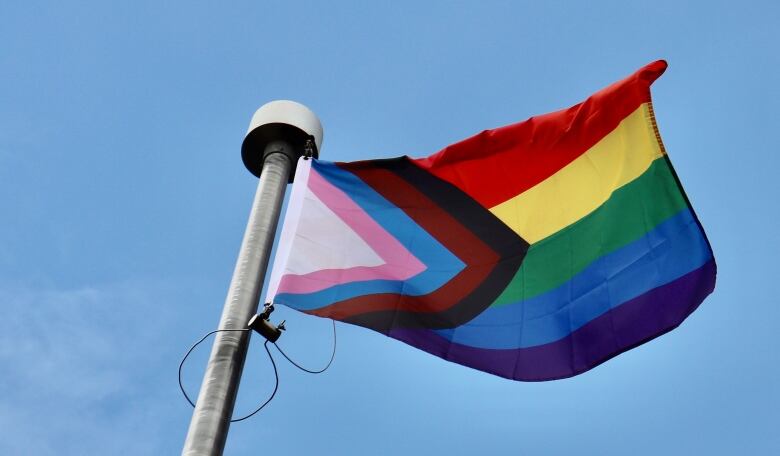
[182,101,323,456]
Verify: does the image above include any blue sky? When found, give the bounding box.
[1,1,778,454]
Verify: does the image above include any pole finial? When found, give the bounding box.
[241,100,323,182]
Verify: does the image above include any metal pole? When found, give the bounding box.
[182,148,292,456]
[182,100,322,456]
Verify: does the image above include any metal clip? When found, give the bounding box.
[247,303,285,342]
[303,138,314,160]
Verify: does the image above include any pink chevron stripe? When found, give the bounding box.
[275,167,426,294]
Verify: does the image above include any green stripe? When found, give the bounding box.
[492,157,688,307]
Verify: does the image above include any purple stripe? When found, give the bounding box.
[388,259,716,381]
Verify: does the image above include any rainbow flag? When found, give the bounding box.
[267,60,716,381]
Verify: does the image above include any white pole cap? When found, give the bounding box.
[241,100,324,181]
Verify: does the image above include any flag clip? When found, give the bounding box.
[247,303,285,342]
[303,138,315,160]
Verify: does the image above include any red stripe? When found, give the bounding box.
[412,60,668,208]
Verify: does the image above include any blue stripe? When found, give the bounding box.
[435,208,712,349]
[275,160,465,311]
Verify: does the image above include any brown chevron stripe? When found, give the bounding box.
[306,157,528,332]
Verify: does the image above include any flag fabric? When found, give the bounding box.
[266,60,716,381]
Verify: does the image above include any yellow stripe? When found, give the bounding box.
[490,103,665,244]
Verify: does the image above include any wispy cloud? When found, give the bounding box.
[0,281,184,455]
